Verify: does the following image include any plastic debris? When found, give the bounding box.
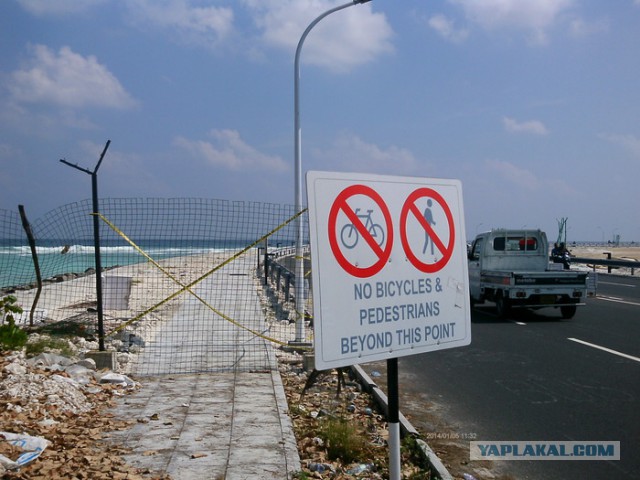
[347,463,373,475]
[98,372,135,387]
[27,353,73,368]
[63,364,94,385]
[308,462,333,473]
[463,474,478,480]
[0,432,49,470]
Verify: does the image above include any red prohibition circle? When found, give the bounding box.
[400,187,455,273]
[328,184,393,278]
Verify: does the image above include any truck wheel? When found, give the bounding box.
[560,305,577,319]
[495,296,511,320]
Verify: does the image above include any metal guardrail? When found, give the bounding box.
[570,256,638,275]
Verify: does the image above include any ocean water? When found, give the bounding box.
[0,239,251,289]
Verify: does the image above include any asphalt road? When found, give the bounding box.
[372,274,640,480]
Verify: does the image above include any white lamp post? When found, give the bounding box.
[293,0,372,343]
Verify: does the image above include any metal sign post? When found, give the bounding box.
[387,357,401,479]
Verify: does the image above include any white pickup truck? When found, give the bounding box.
[468,229,588,319]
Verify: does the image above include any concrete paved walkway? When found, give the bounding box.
[108,254,300,479]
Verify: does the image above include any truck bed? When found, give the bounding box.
[481,270,588,286]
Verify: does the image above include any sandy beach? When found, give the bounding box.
[13,244,638,330]
[10,249,272,374]
[567,246,640,276]
[12,250,235,321]
[569,245,640,261]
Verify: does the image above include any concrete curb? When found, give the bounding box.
[271,368,303,478]
[350,365,454,480]
[267,337,302,478]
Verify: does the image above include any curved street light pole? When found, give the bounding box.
[292,3,404,478]
[293,0,371,344]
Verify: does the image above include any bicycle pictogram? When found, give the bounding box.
[340,208,385,249]
[327,184,393,278]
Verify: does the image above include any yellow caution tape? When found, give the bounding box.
[95,210,311,349]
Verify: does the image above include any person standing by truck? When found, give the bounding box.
[552,242,571,269]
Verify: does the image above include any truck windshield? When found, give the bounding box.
[493,236,538,252]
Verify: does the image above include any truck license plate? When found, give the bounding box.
[540,295,557,304]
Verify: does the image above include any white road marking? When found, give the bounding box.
[511,321,527,326]
[597,296,640,307]
[568,337,640,363]
[598,281,636,288]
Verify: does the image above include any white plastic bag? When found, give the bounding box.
[0,432,49,470]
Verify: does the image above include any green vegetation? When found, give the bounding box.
[1,294,23,324]
[292,472,312,480]
[319,417,367,463]
[402,435,432,479]
[36,318,93,337]
[0,295,27,351]
[25,335,75,358]
[0,295,81,356]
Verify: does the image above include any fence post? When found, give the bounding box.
[604,252,612,274]
[18,205,42,327]
[284,273,291,301]
[60,140,111,351]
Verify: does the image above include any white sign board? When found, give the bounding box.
[307,171,471,370]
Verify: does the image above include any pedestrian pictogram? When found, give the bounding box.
[328,184,393,278]
[399,187,455,273]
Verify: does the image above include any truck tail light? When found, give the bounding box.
[573,291,583,298]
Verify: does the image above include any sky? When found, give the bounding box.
[1,0,639,243]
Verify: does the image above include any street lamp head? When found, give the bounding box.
[354,0,372,4]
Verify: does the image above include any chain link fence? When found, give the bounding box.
[1,199,309,375]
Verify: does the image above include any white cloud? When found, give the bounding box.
[8,45,137,110]
[0,143,20,160]
[487,159,539,190]
[313,132,421,175]
[70,140,168,195]
[600,133,640,158]
[0,101,99,137]
[16,0,390,68]
[16,0,105,16]
[428,14,469,43]
[243,0,394,73]
[126,0,234,48]
[173,129,288,172]
[450,0,573,44]
[485,159,579,198]
[503,117,549,135]
[569,17,609,37]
